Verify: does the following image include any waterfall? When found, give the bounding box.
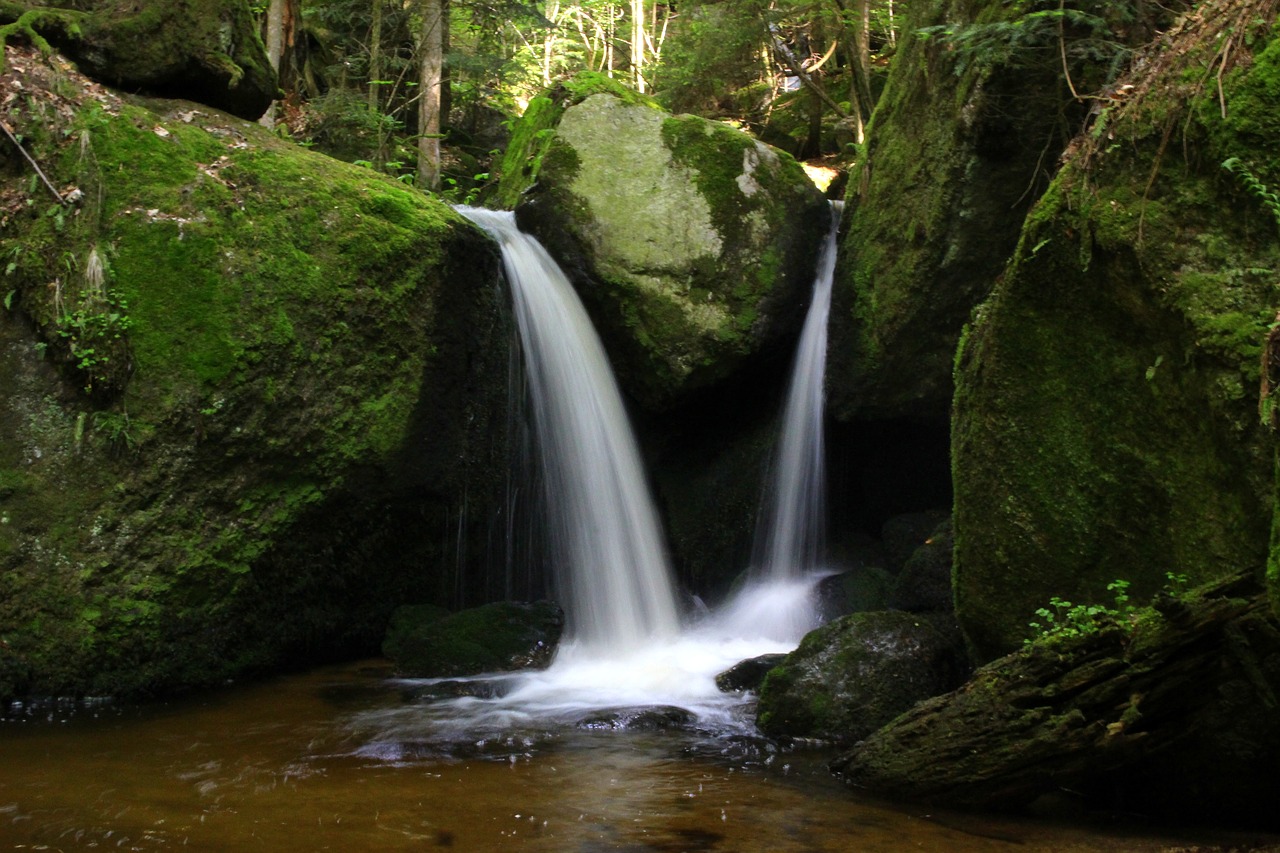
[753,201,842,581]
[458,207,680,653]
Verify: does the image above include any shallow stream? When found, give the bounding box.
[3,657,1276,852]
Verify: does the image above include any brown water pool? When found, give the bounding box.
[1,660,1275,852]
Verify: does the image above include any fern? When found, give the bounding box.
[1222,157,1280,231]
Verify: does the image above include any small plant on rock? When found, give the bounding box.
[1025,578,1136,644]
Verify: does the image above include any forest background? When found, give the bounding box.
[257,0,901,195]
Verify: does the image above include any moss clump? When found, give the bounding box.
[952,3,1280,661]
[382,601,564,677]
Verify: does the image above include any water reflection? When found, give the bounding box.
[0,661,1274,851]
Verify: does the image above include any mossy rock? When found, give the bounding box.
[832,573,1280,829]
[0,51,511,700]
[828,1,1182,422]
[952,4,1280,661]
[515,91,830,412]
[889,518,954,613]
[490,71,658,210]
[0,0,276,120]
[814,567,895,622]
[382,601,564,678]
[755,610,967,743]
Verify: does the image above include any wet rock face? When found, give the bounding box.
[755,611,967,743]
[382,601,565,679]
[516,90,830,412]
[714,653,787,693]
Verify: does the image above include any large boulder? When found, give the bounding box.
[0,0,276,120]
[953,1,1280,660]
[514,84,830,411]
[0,51,510,700]
[828,0,1186,422]
[755,610,967,743]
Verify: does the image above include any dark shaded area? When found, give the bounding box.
[827,416,953,552]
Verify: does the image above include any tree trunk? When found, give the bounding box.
[368,0,382,112]
[417,0,444,191]
[258,0,285,126]
[631,0,645,92]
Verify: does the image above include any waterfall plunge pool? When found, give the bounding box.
[4,633,1277,851]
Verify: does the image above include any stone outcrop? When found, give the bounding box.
[755,610,968,743]
[0,0,276,120]
[952,1,1280,660]
[832,573,1280,829]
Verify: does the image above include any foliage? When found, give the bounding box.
[1223,156,1280,231]
[1025,574,1192,644]
[916,0,1177,96]
[1025,579,1134,643]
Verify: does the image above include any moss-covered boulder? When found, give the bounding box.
[953,2,1280,660]
[889,518,954,613]
[514,88,830,411]
[0,0,276,120]
[0,50,510,701]
[832,573,1280,829]
[828,1,1184,421]
[755,610,967,743]
[491,71,654,210]
[382,601,564,678]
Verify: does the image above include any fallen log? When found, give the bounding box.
[831,571,1280,828]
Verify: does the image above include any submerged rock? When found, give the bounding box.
[715,653,787,693]
[383,601,564,678]
[575,705,695,731]
[514,80,830,411]
[755,611,967,743]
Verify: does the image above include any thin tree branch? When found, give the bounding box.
[0,119,64,204]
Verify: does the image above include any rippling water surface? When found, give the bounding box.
[2,658,1275,852]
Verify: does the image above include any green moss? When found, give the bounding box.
[382,600,564,677]
[952,21,1280,658]
[0,58,510,700]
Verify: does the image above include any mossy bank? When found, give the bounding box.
[953,2,1280,660]
[0,49,510,700]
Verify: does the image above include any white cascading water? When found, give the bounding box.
[458,207,680,653]
[753,201,842,583]
[349,208,839,748]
